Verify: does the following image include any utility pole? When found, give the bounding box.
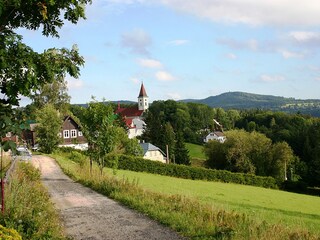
[166,145,169,164]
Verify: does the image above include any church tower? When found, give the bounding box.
[138,83,149,111]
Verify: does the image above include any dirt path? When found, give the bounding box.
[32,155,184,240]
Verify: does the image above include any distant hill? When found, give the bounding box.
[181,92,320,117]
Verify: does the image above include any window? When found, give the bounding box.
[63,130,70,138]
[78,131,83,137]
[58,133,62,138]
[71,129,77,138]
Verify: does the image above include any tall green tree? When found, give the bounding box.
[35,104,62,153]
[164,122,175,162]
[82,99,127,174]
[174,130,191,165]
[0,0,90,150]
[30,79,71,114]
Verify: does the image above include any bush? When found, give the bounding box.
[0,224,22,240]
[106,154,278,189]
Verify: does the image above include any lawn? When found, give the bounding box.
[110,168,320,234]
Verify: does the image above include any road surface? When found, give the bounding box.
[32,155,184,240]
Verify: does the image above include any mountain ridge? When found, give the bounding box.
[180,91,320,116]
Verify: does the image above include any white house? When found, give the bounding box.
[204,131,226,143]
[128,118,146,139]
[139,142,166,163]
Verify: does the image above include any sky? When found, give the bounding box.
[18,0,320,104]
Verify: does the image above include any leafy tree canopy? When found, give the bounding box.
[0,0,91,148]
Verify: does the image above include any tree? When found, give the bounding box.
[164,122,175,162]
[35,104,62,153]
[174,130,191,165]
[82,99,128,174]
[0,0,90,150]
[30,79,71,114]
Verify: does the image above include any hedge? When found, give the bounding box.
[105,154,278,189]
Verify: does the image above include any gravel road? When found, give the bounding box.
[32,155,184,240]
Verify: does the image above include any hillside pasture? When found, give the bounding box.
[109,168,320,235]
[186,143,206,167]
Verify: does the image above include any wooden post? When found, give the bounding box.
[1,147,4,213]
[166,145,169,164]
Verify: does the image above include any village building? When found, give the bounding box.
[204,131,226,143]
[20,115,88,150]
[139,142,166,163]
[59,116,88,150]
[116,83,148,139]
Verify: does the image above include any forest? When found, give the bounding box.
[136,100,320,187]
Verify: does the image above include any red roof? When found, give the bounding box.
[138,83,148,97]
[116,106,144,118]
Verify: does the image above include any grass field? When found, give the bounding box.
[53,152,320,239]
[109,168,320,234]
[185,143,207,167]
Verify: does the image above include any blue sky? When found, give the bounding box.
[19,0,320,104]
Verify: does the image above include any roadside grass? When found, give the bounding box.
[0,162,67,240]
[53,152,319,239]
[106,167,320,235]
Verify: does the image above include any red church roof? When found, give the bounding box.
[138,83,148,97]
[116,106,144,118]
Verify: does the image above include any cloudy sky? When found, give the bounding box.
[19,0,320,103]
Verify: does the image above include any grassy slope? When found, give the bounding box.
[110,168,320,234]
[186,143,206,167]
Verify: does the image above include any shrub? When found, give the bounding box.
[0,224,22,240]
[106,154,278,189]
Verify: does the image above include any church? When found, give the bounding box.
[115,83,148,139]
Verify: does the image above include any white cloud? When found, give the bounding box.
[216,38,258,51]
[121,29,152,55]
[67,78,85,89]
[289,31,320,48]
[168,39,189,46]
[159,0,320,27]
[226,53,237,59]
[138,58,163,68]
[315,77,320,82]
[289,31,320,42]
[260,74,285,83]
[279,49,304,59]
[155,71,176,81]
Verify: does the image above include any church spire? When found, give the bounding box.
[138,82,148,97]
[138,83,149,111]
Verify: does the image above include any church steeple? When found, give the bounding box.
[138,83,149,111]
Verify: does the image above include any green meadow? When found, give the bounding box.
[186,143,207,167]
[110,168,320,234]
[53,152,320,238]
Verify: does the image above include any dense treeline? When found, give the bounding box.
[141,100,320,187]
[235,110,320,186]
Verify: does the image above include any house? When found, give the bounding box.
[22,115,88,150]
[139,142,166,163]
[127,118,146,139]
[59,116,88,150]
[204,131,226,143]
[116,83,149,138]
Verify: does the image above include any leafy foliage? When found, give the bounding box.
[81,99,133,173]
[204,130,297,181]
[35,104,62,153]
[0,0,90,151]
